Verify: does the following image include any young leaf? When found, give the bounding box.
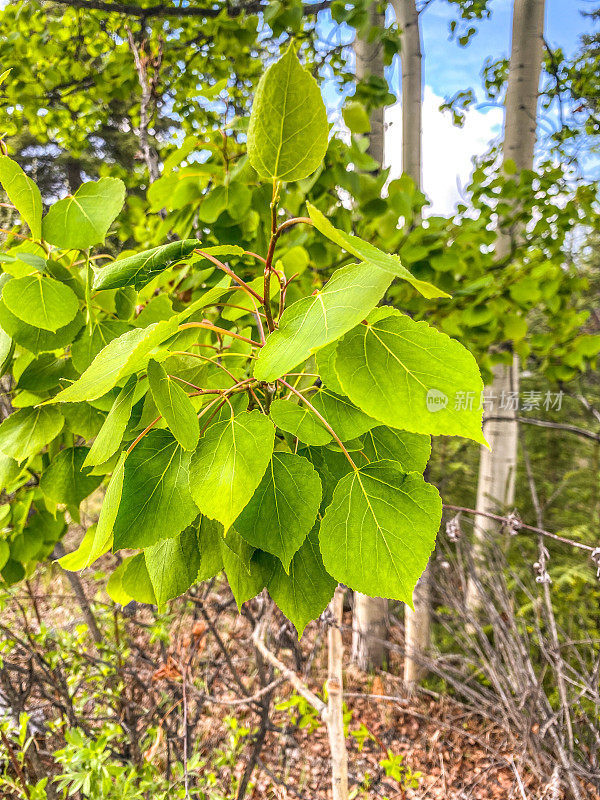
[315,341,345,395]
[312,389,378,441]
[360,427,431,474]
[147,359,199,451]
[0,300,84,354]
[113,430,198,550]
[254,261,391,382]
[0,155,42,239]
[62,403,105,440]
[189,411,275,532]
[145,525,201,605]
[0,406,64,460]
[73,452,127,569]
[257,527,336,636]
[48,319,179,404]
[235,452,321,572]
[83,376,137,467]
[42,177,126,250]
[2,274,79,331]
[247,43,329,182]
[93,239,200,291]
[197,516,225,582]
[220,529,266,609]
[319,461,442,603]
[122,553,157,605]
[335,314,486,444]
[71,319,132,374]
[269,398,332,446]
[307,203,450,300]
[40,446,102,520]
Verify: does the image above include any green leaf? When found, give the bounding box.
[58,524,96,571]
[106,557,134,605]
[189,411,275,532]
[307,203,450,300]
[145,525,201,604]
[235,452,321,571]
[269,398,332,446]
[64,452,127,570]
[197,516,224,582]
[342,101,371,134]
[0,299,84,354]
[49,319,179,404]
[17,354,76,392]
[147,359,199,451]
[258,527,336,636]
[0,155,42,239]
[312,389,378,441]
[0,453,22,490]
[62,402,105,440]
[247,43,329,182]
[0,406,64,460]
[315,341,344,395]
[335,314,486,444]
[71,320,132,374]
[254,261,392,382]
[122,553,156,605]
[42,177,126,250]
[319,461,442,603]
[113,430,198,550]
[360,427,431,474]
[83,376,137,467]
[93,239,200,291]
[2,274,79,331]
[220,529,266,609]
[40,447,102,520]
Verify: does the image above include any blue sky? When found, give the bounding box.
[313,1,598,211]
[385,1,597,211]
[420,0,595,101]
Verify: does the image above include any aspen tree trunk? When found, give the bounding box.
[352,2,388,670]
[390,0,430,687]
[467,0,546,611]
[326,586,349,800]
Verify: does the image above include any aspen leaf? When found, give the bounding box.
[247,43,329,182]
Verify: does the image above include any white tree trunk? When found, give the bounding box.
[469,0,546,609]
[391,0,430,686]
[352,3,389,670]
[353,2,385,164]
[391,0,422,186]
[326,586,349,800]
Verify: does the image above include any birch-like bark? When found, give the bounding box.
[468,0,546,610]
[391,0,429,686]
[353,3,385,164]
[326,586,349,800]
[352,3,389,670]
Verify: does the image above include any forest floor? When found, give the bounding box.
[1,559,579,800]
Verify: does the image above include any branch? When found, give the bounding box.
[47,0,331,20]
[485,415,600,443]
[252,620,327,717]
[443,504,597,555]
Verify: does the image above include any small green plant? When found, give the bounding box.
[0,42,485,631]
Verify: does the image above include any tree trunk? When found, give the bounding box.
[352,3,389,670]
[468,0,546,610]
[391,0,430,686]
[353,2,385,164]
[326,586,349,800]
[392,0,421,186]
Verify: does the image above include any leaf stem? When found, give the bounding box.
[194,248,264,304]
[277,378,357,470]
[127,415,161,454]
[178,321,261,347]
